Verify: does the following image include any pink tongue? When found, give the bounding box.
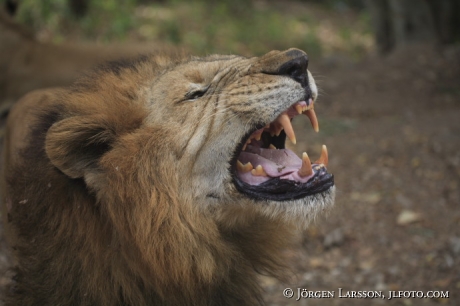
[237,146,305,185]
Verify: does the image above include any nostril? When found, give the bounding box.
[277,55,308,84]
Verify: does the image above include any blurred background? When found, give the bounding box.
[1,0,459,305]
[7,0,373,56]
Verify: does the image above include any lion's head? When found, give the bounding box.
[46,48,334,223]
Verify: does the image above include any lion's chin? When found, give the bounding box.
[231,99,334,202]
[263,186,335,227]
[217,186,335,229]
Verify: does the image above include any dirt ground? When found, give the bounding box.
[258,44,460,305]
[0,43,459,305]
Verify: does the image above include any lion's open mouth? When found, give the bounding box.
[232,99,334,201]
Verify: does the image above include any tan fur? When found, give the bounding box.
[1,49,334,305]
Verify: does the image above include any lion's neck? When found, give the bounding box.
[106,197,296,305]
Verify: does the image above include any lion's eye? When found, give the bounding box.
[185,86,209,100]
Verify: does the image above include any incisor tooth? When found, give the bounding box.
[314,145,328,166]
[278,113,296,144]
[304,108,319,132]
[251,165,268,176]
[298,152,313,177]
[237,160,254,173]
[295,104,303,114]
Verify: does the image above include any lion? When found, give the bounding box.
[1,48,335,305]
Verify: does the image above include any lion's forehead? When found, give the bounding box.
[177,56,247,77]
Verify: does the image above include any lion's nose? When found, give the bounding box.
[276,49,308,86]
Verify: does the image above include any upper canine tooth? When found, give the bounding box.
[314,145,329,166]
[298,152,313,177]
[251,165,268,177]
[304,108,319,132]
[278,113,296,144]
[237,160,254,173]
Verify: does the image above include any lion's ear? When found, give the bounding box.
[45,116,114,179]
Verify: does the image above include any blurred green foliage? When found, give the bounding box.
[149,0,324,56]
[12,0,372,57]
[16,0,137,41]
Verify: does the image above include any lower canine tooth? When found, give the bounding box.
[314,145,329,166]
[269,144,277,149]
[237,160,254,173]
[298,152,313,177]
[251,165,268,176]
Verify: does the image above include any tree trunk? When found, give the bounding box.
[366,0,460,54]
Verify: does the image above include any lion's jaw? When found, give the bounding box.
[144,48,335,226]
